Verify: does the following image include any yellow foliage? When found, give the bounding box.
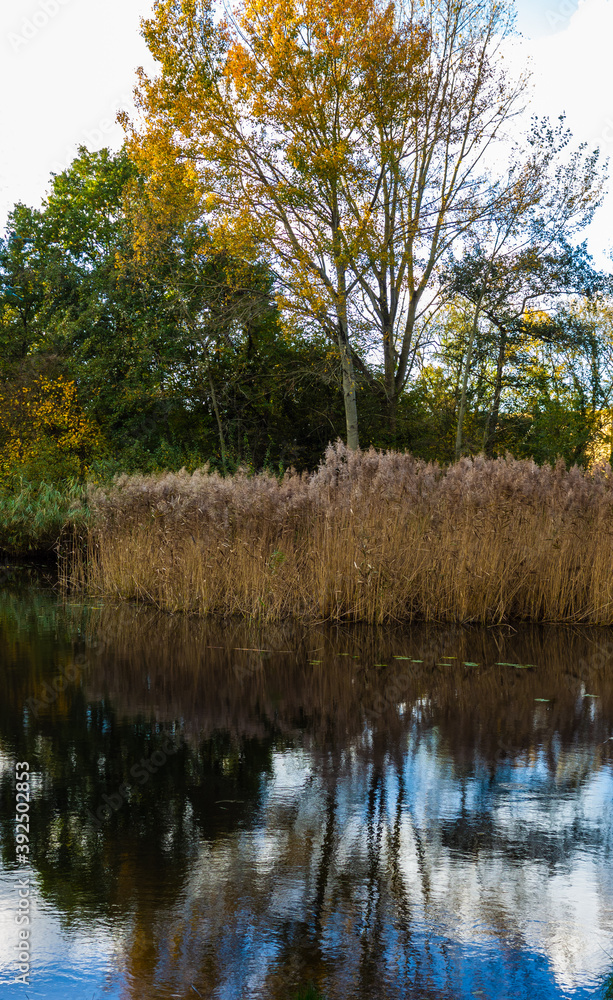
[126,0,429,322]
[0,376,102,482]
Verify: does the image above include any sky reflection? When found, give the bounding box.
[0,582,612,998]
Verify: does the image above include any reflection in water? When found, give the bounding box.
[0,576,613,998]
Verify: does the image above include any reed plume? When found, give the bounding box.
[66,443,613,624]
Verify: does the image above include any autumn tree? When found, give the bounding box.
[128,0,412,448]
[131,0,603,451]
[0,375,102,483]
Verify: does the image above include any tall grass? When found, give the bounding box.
[0,480,87,556]
[66,442,613,624]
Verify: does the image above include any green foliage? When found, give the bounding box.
[513,395,596,466]
[1,144,613,485]
[0,146,352,477]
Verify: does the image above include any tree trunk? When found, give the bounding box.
[387,394,398,442]
[483,327,507,458]
[335,267,360,450]
[382,320,398,443]
[206,360,227,468]
[455,312,479,461]
[337,326,360,451]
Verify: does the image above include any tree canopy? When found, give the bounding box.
[0,1,611,480]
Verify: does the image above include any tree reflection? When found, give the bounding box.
[0,584,612,998]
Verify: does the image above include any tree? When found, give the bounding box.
[337,0,525,438]
[119,151,283,466]
[512,299,613,465]
[459,244,607,459]
[133,0,600,451]
[0,204,47,370]
[129,0,412,448]
[442,117,606,458]
[0,146,352,474]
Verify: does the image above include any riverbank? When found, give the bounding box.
[64,442,613,625]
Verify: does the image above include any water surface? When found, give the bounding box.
[1,571,613,998]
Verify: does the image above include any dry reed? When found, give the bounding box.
[66,442,613,624]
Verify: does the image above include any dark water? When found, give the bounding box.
[1,572,613,999]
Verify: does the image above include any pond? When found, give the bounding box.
[1,569,613,999]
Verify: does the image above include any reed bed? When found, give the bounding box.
[66,442,613,624]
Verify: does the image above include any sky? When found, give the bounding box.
[0,0,612,266]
